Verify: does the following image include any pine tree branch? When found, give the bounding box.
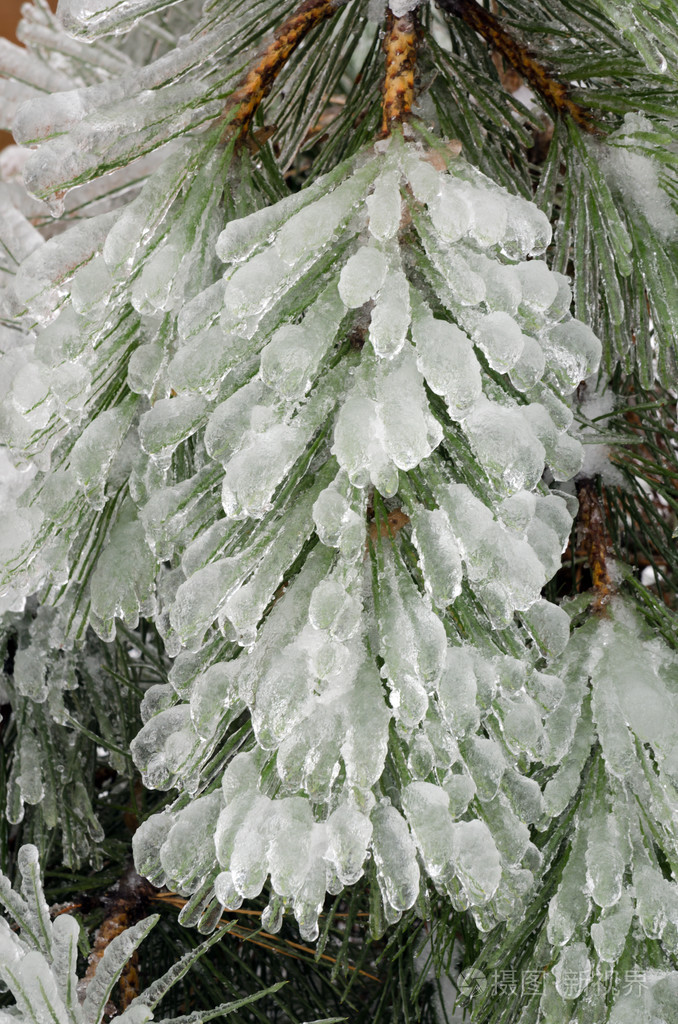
[437,0,598,135]
[380,8,419,137]
[84,864,157,1011]
[150,893,382,982]
[576,478,615,612]
[222,0,348,138]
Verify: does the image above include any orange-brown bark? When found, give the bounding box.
[380,9,418,137]
[368,507,411,546]
[223,0,342,138]
[83,866,156,1011]
[577,478,615,612]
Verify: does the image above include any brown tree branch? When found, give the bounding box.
[438,0,598,135]
[222,0,347,139]
[83,864,157,1012]
[381,8,419,137]
[576,478,615,612]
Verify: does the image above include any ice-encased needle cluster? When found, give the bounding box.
[468,596,678,1024]
[0,843,260,1024]
[127,133,599,940]
[1,107,603,938]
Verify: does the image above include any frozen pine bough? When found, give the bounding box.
[0,601,157,868]
[0,0,604,949]
[0,90,603,935]
[463,593,678,1023]
[114,129,598,940]
[0,843,280,1022]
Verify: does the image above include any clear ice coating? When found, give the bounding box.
[466,594,678,1022]
[0,842,252,1024]
[0,108,609,942]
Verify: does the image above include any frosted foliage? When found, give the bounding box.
[160,793,223,892]
[0,843,218,1024]
[503,598,678,1021]
[600,113,678,240]
[0,106,607,941]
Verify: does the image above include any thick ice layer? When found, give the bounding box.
[260,283,346,399]
[374,346,442,470]
[377,550,447,728]
[367,168,402,240]
[90,514,158,641]
[70,399,136,510]
[428,182,472,243]
[338,245,388,308]
[473,311,525,373]
[12,211,117,325]
[371,800,420,912]
[369,269,411,358]
[139,395,209,467]
[463,398,546,494]
[409,506,463,608]
[413,314,481,418]
[273,162,378,267]
[540,319,602,392]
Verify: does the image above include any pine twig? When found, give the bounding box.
[576,478,615,612]
[84,865,157,1011]
[437,0,598,134]
[222,0,348,138]
[150,893,381,982]
[381,8,419,137]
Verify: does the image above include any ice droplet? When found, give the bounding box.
[338,245,388,308]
